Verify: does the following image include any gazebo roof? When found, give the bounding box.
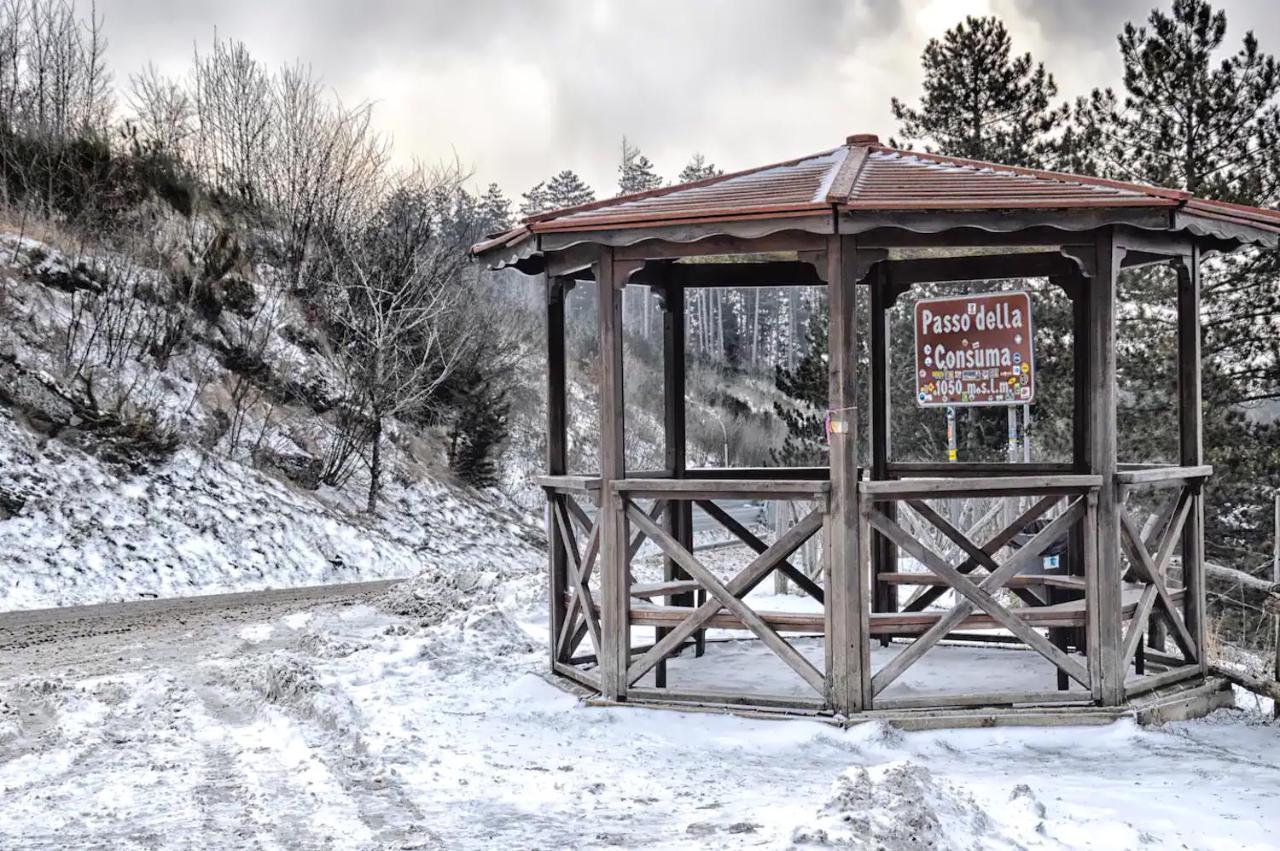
[473,133,1280,264]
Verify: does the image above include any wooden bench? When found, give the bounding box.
[575,585,1179,637]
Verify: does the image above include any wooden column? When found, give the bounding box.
[659,274,696,682]
[546,274,571,667]
[825,234,871,715]
[869,264,897,631]
[1176,244,1208,674]
[1090,229,1125,705]
[1060,269,1091,689]
[596,250,630,700]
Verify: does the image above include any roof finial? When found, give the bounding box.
[846,133,879,146]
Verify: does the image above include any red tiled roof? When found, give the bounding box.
[472,134,1280,253]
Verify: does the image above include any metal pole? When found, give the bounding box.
[946,406,957,463]
[1022,403,1031,463]
[1006,406,1018,464]
[1273,491,1278,719]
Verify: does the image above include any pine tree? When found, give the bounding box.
[1063,0,1280,569]
[678,153,723,184]
[618,137,662,195]
[772,305,828,466]
[478,182,511,231]
[889,15,1073,462]
[447,378,510,488]
[1065,0,1278,197]
[519,181,549,216]
[544,169,595,209]
[890,16,1067,168]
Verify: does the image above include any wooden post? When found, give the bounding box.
[1175,245,1208,676]
[659,275,696,680]
[825,234,871,715]
[1091,230,1125,705]
[596,251,630,700]
[1058,270,1091,690]
[869,264,897,636]
[546,274,571,668]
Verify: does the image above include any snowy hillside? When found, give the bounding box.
[0,230,544,611]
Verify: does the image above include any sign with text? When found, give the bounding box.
[914,291,1035,407]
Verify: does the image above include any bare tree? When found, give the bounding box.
[319,165,473,511]
[127,62,193,155]
[189,37,271,204]
[261,62,386,286]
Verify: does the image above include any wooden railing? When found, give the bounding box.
[537,465,1213,716]
[859,474,1103,709]
[537,475,604,692]
[1115,464,1211,698]
[615,478,828,706]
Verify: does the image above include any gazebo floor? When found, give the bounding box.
[555,637,1229,731]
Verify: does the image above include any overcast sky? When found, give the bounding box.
[95,0,1280,200]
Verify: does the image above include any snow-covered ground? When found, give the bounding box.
[3,550,1279,850]
[0,403,543,611]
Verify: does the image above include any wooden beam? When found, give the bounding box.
[631,260,825,288]
[866,506,1091,688]
[1176,246,1208,676]
[659,272,692,679]
[546,275,569,668]
[625,507,825,684]
[882,251,1079,289]
[869,264,896,622]
[901,494,1062,613]
[886,461,1073,477]
[859,474,1101,499]
[610,231,829,262]
[825,234,872,714]
[870,498,1086,696]
[685,466,829,480]
[612,478,829,500]
[695,499,825,603]
[1090,228,1125,706]
[596,250,629,700]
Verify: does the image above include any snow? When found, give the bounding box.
[0,403,544,611]
[3,553,1279,849]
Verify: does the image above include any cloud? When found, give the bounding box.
[95,0,1280,200]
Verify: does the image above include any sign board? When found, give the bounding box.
[914,291,1035,407]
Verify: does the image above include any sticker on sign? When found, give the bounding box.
[914,291,1035,407]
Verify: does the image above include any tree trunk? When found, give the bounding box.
[752,288,761,366]
[367,414,383,513]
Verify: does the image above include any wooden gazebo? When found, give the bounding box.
[473,134,1280,726]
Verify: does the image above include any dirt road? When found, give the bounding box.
[0,580,400,679]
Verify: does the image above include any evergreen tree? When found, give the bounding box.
[1063,0,1280,569]
[890,16,1067,168]
[678,153,723,184]
[617,137,662,195]
[772,305,828,466]
[889,15,1073,463]
[545,169,595,209]
[447,378,510,488]
[519,180,549,216]
[478,182,511,231]
[1064,0,1278,197]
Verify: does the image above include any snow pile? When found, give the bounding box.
[792,759,1045,849]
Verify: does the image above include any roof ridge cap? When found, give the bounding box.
[824,144,870,203]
